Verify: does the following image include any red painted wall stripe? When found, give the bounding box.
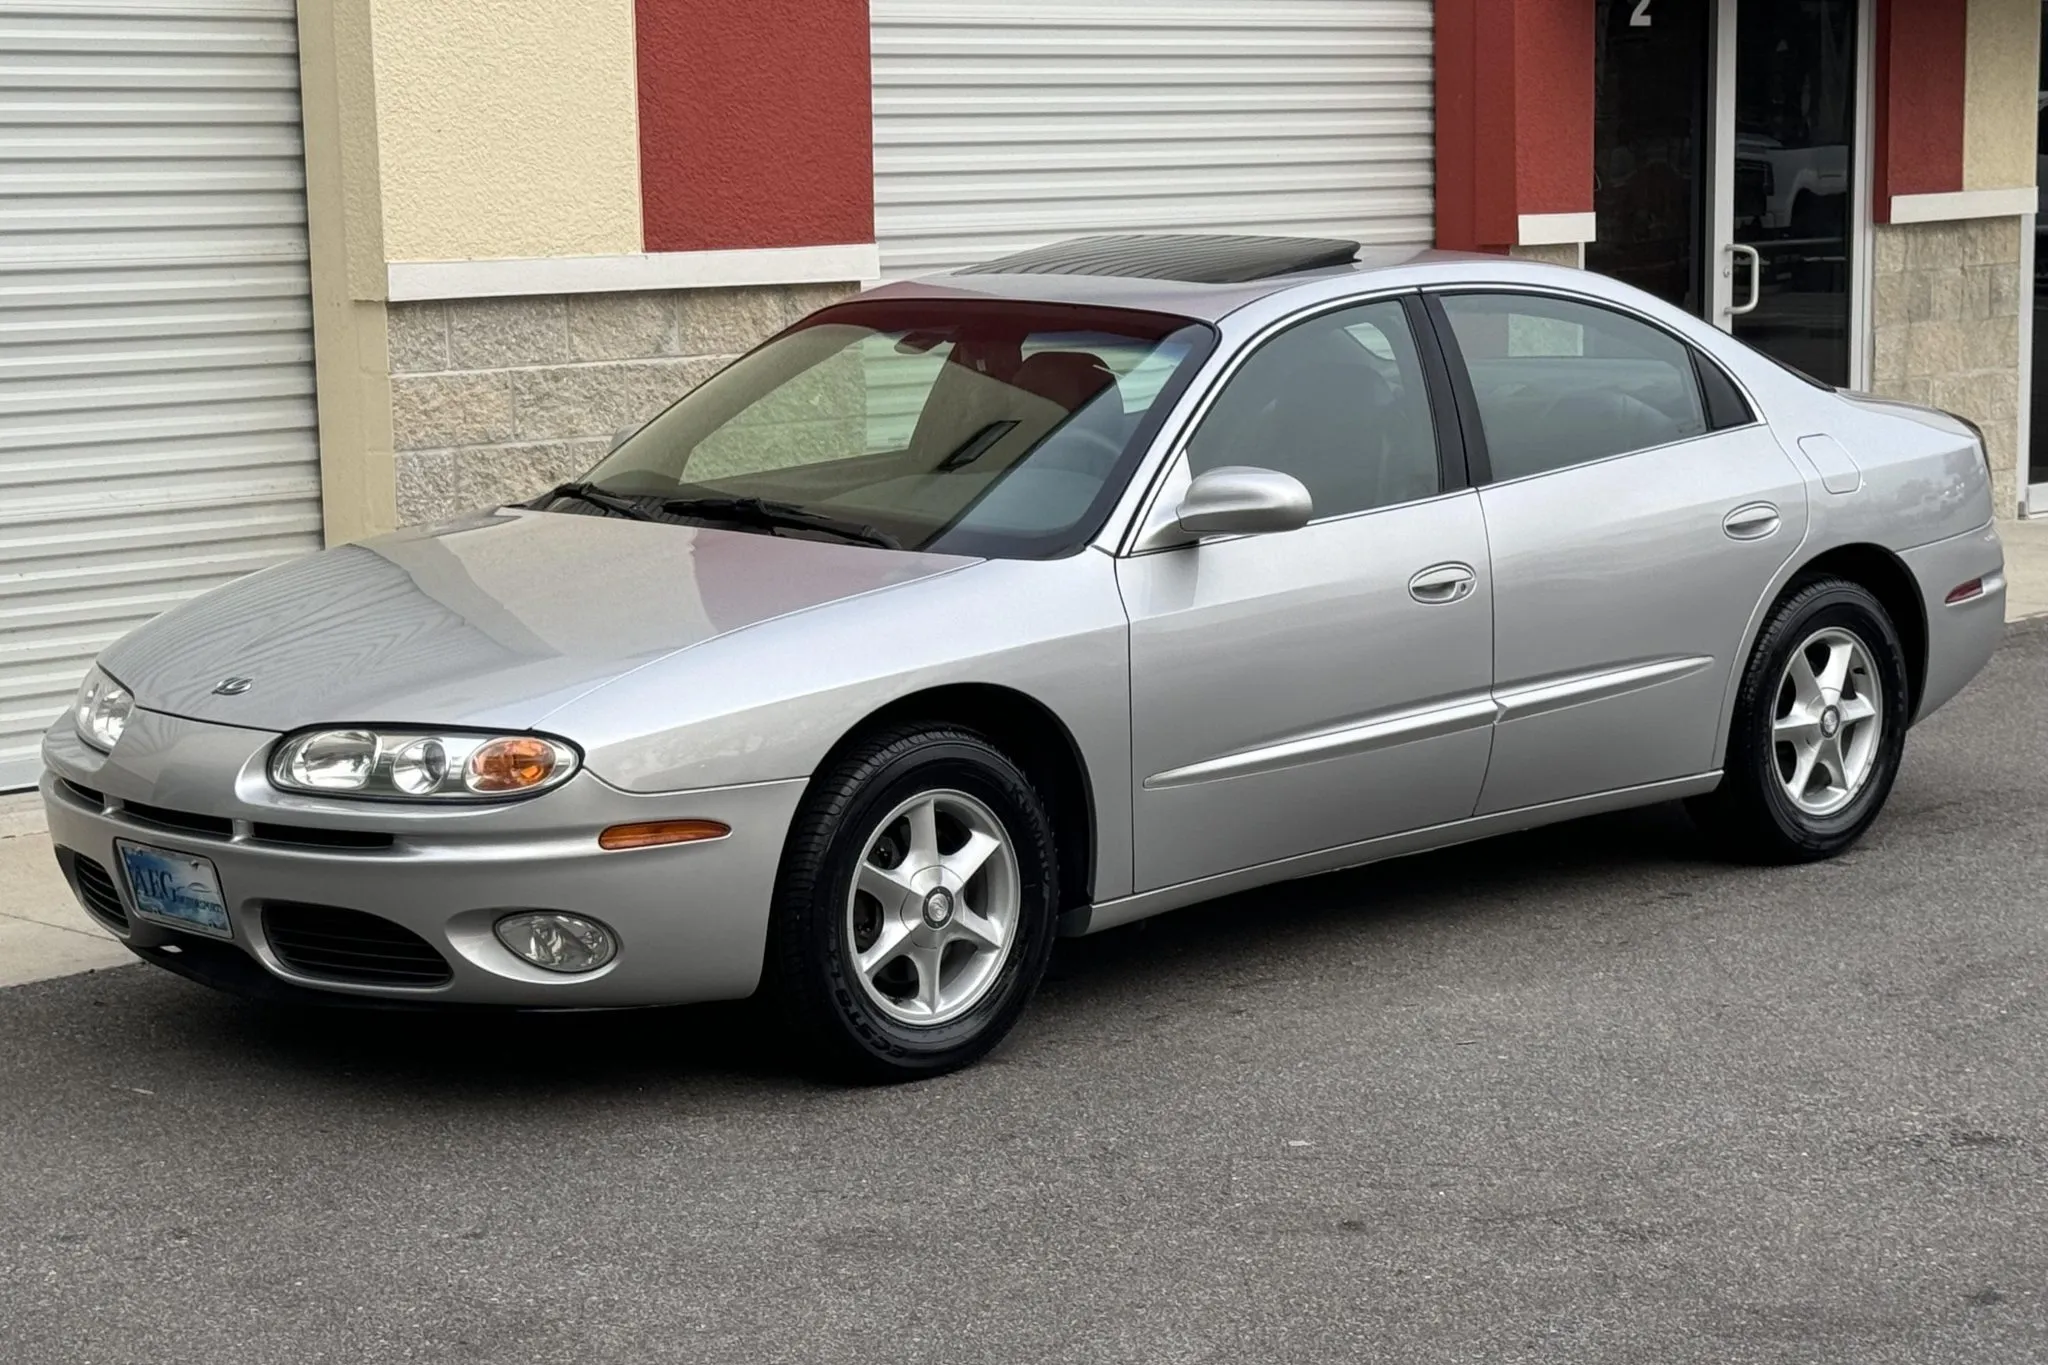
[1512,0,1593,219]
[1873,0,1967,220]
[1434,0,1482,251]
[636,0,874,254]
[1435,0,1593,253]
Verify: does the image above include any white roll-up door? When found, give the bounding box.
[0,0,323,790]
[871,0,1435,279]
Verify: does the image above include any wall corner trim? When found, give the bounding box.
[1887,187,2037,224]
[386,244,882,302]
[1517,212,1597,246]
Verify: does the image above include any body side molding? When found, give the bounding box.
[1067,772,1723,936]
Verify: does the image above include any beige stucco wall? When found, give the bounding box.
[1964,0,2041,191]
[368,0,642,262]
[297,0,394,545]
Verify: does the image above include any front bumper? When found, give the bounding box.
[41,710,805,1007]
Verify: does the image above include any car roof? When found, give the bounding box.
[864,234,1518,322]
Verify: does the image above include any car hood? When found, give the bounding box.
[100,509,975,733]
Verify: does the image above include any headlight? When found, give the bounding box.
[73,666,134,752]
[269,730,579,801]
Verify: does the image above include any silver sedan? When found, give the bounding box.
[42,235,2008,1080]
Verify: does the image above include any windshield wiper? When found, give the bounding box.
[659,495,900,549]
[540,481,659,521]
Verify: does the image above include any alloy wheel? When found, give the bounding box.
[1772,626,1883,818]
[844,788,1021,1027]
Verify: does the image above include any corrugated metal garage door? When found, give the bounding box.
[870,0,1436,278]
[0,0,323,791]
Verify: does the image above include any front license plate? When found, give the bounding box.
[116,840,232,940]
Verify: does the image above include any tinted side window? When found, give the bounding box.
[1438,293,1710,482]
[1188,299,1441,519]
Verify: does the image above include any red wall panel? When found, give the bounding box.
[1436,0,1594,253]
[637,0,874,253]
[1512,0,1594,218]
[1434,0,1481,250]
[1873,0,1967,218]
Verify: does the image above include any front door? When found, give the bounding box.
[1591,0,1864,387]
[1118,296,1496,892]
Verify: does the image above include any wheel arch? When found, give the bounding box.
[1786,542,1929,717]
[820,683,1097,914]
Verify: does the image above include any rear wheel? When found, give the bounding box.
[1689,576,1911,863]
[765,724,1058,1082]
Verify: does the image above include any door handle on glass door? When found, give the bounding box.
[1723,502,1781,540]
[1728,243,1762,316]
[1409,563,1477,604]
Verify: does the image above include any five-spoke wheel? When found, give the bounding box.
[1691,575,1909,863]
[766,724,1058,1082]
[1772,627,1884,817]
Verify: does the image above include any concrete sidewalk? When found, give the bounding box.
[2007,513,2048,619]
[0,797,131,987]
[2,516,2046,993]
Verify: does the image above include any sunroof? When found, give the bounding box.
[956,234,1362,284]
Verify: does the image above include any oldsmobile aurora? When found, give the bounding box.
[42,236,2006,1079]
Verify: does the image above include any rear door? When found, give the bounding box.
[1427,289,1810,814]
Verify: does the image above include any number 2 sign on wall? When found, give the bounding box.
[1631,0,1653,25]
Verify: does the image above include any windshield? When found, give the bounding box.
[562,297,1216,558]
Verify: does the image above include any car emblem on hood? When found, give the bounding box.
[212,676,254,696]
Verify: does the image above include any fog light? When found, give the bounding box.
[493,912,618,973]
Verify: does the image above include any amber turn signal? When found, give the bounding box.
[467,736,561,793]
[598,819,732,851]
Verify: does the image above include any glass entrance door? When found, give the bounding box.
[1722,0,1860,387]
[1592,1,1862,388]
[1589,0,1711,314]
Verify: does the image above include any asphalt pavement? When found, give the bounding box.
[3,623,2045,1364]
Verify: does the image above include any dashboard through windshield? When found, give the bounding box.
[558,297,1216,559]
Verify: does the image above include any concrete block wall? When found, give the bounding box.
[385,283,857,524]
[1508,242,1586,269]
[1869,217,2026,517]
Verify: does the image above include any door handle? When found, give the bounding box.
[1409,562,1477,604]
[1728,243,1762,317]
[1723,502,1781,541]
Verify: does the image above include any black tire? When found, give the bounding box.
[1688,575,1912,863]
[764,723,1058,1082]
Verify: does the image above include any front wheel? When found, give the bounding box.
[1689,576,1912,863]
[764,724,1058,1082]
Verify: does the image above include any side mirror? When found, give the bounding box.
[609,421,642,453]
[1175,466,1313,538]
